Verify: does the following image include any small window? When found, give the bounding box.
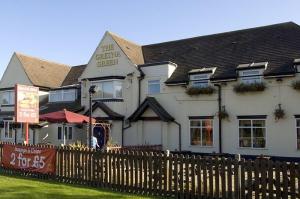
[297,119,300,150]
[58,127,62,140]
[190,74,210,88]
[4,121,13,139]
[148,80,160,94]
[239,119,266,148]
[1,91,14,105]
[190,119,213,146]
[240,70,262,84]
[68,127,73,140]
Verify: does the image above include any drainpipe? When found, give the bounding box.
[214,84,222,153]
[172,121,182,151]
[137,67,145,106]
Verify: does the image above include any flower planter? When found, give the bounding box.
[186,86,215,95]
[292,80,300,90]
[233,82,266,93]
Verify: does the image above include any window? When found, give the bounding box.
[148,80,160,94]
[57,126,73,140]
[239,119,266,148]
[297,119,300,150]
[4,121,13,139]
[240,70,262,84]
[190,74,210,88]
[91,80,123,99]
[68,127,73,140]
[58,127,62,140]
[49,89,76,102]
[1,91,14,105]
[190,119,213,146]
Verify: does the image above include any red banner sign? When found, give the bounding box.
[15,84,39,123]
[2,144,56,174]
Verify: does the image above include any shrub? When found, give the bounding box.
[233,82,266,93]
[292,80,300,90]
[186,85,216,95]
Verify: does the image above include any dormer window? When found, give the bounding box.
[188,67,216,87]
[237,62,267,84]
[240,70,262,84]
[190,74,210,88]
[49,89,77,102]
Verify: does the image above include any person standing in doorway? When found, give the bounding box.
[92,135,99,149]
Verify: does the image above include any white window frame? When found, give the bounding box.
[49,89,77,102]
[1,90,15,105]
[296,119,300,150]
[189,73,210,88]
[57,125,73,140]
[147,79,161,95]
[189,119,214,147]
[238,119,266,149]
[240,69,263,84]
[3,121,13,139]
[91,80,123,100]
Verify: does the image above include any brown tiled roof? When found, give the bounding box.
[61,64,86,86]
[109,32,144,65]
[15,53,70,88]
[141,22,300,83]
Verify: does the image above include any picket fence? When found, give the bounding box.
[0,143,299,199]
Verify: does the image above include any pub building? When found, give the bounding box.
[1,22,300,159]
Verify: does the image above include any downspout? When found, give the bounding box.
[138,67,145,106]
[214,84,222,153]
[172,121,182,151]
[121,120,124,147]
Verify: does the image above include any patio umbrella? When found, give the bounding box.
[40,109,95,124]
[39,109,96,145]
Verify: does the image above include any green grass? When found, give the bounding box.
[0,175,161,199]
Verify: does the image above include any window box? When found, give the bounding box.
[233,82,266,93]
[292,80,300,90]
[186,85,215,95]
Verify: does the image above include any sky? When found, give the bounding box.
[0,0,300,78]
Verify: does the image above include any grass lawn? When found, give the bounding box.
[0,175,162,199]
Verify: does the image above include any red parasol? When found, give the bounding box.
[39,109,95,124]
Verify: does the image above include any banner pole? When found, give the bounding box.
[25,122,29,144]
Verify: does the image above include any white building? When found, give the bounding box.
[1,22,300,158]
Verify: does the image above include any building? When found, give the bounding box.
[1,22,300,158]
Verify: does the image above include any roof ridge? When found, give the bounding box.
[142,21,297,47]
[107,31,141,46]
[15,52,70,67]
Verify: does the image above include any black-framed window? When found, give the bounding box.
[58,127,62,140]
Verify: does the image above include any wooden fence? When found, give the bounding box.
[0,143,299,199]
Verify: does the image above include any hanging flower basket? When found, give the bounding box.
[233,82,266,93]
[274,104,285,121]
[186,85,216,95]
[218,110,229,119]
[292,80,300,90]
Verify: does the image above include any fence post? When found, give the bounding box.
[235,154,241,199]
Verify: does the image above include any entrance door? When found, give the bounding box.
[143,121,162,145]
[93,126,105,148]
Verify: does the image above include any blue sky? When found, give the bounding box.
[0,0,300,77]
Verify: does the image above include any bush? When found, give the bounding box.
[186,85,216,95]
[233,82,266,93]
[292,80,300,90]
